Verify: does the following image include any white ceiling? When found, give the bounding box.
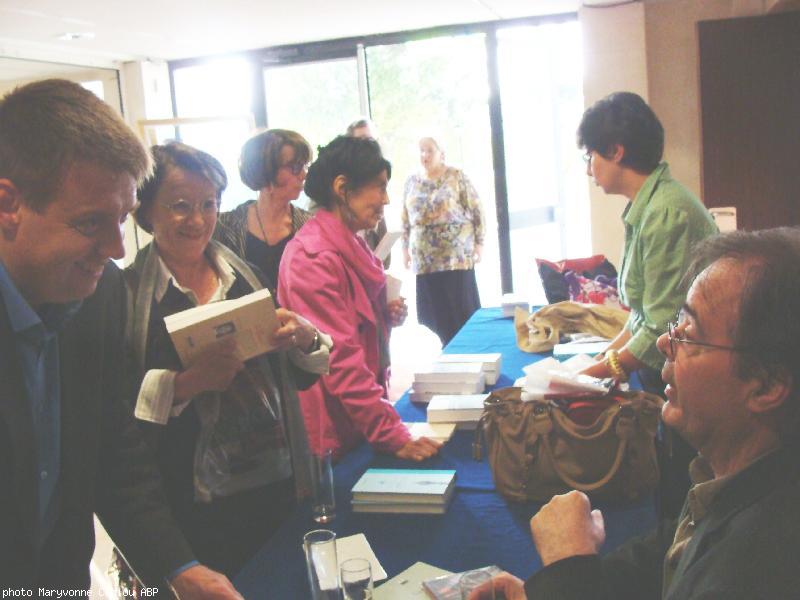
[0,0,581,64]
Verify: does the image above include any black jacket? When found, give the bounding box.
[525,437,800,599]
[0,263,194,589]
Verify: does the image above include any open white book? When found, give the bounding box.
[163,288,278,367]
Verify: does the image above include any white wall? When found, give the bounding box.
[580,0,788,269]
[578,2,648,268]
[118,60,173,263]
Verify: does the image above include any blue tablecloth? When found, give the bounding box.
[234,308,656,598]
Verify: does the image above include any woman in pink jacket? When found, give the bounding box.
[279,136,441,461]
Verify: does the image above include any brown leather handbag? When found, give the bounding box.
[473,387,663,503]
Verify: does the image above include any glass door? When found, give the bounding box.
[366,34,501,306]
[496,22,590,304]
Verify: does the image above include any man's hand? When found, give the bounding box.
[530,490,605,566]
[468,572,526,600]
[169,565,243,599]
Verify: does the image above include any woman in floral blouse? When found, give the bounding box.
[402,136,485,345]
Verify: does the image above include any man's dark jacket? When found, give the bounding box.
[0,264,194,589]
[525,437,800,599]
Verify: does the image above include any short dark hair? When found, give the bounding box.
[577,92,664,174]
[239,129,311,191]
[685,227,800,435]
[0,78,151,211]
[134,142,227,233]
[304,135,391,209]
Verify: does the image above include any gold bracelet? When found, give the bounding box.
[605,349,629,382]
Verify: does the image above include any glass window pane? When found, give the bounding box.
[264,58,360,152]
[367,35,501,306]
[497,21,590,304]
[173,58,253,118]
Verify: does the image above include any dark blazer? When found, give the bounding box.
[524,437,800,599]
[0,263,194,589]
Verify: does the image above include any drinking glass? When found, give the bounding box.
[340,557,373,600]
[303,529,341,599]
[311,449,336,523]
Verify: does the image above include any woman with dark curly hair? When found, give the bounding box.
[278,135,441,461]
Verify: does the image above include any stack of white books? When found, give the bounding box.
[501,293,529,317]
[426,394,490,430]
[351,469,457,514]
[435,353,502,385]
[410,363,485,404]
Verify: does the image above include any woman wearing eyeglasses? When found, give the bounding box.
[214,128,312,294]
[120,142,329,584]
[576,92,717,518]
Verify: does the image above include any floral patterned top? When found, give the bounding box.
[402,166,485,275]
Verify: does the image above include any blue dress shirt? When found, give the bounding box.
[0,259,79,547]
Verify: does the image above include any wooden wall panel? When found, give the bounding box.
[698,12,800,231]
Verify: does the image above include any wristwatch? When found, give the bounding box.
[305,329,321,353]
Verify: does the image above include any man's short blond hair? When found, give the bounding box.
[0,78,151,211]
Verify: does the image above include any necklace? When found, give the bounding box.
[253,202,292,245]
[253,203,269,243]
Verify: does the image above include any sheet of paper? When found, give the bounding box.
[386,274,402,301]
[374,561,453,599]
[336,533,388,582]
[373,231,403,262]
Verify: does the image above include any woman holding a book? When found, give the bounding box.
[120,142,331,583]
[279,135,441,462]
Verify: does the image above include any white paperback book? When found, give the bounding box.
[351,469,456,504]
[426,394,490,425]
[163,288,278,367]
[414,362,484,384]
[434,353,502,385]
[411,376,485,395]
[404,422,457,443]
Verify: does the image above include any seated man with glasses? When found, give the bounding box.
[472,227,800,600]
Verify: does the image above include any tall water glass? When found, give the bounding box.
[340,558,373,600]
[311,449,336,523]
[303,529,341,599]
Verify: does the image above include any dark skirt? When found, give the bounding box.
[416,269,481,346]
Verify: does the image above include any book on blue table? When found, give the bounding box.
[374,562,453,600]
[414,362,485,384]
[404,422,457,443]
[435,353,502,385]
[351,500,449,514]
[426,394,489,426]
[351,469,456,504]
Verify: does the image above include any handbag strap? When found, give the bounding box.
[536,404,635,492]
